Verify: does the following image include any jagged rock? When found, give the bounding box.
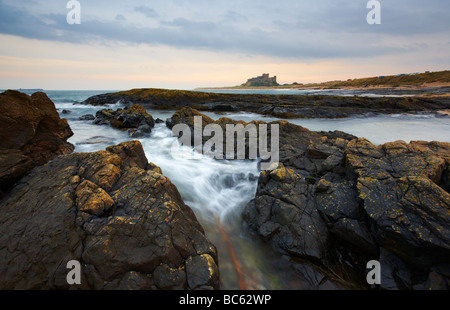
[166,107,214,130]
[243,163,328,262]
[0,140,219,290]
[347,139,450,268]
[95,104,155,138]
[242,120,450,289]
[0,90,74,193]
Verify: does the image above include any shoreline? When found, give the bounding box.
[196,82,450,92]
[80,87,450,120]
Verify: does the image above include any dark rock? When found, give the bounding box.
[166,107,214,130]
[62,109,71,114]
[116,271,154,290]
[185,254,220,290]
[0,90,74,193]
[95,104,155,137]
[242,118,450,289]
[378,249,412,290]
[79,114,95,121]
[243,164,328,262]
[347,138,450,267]
[153,264,186,290]
[330,218,378,258]
[81,88,450,119]
[0,140,219,290]
[425,271,448,290]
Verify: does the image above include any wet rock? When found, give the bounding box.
[77,136,114,145]
[185,254,220,290]
[95,104,155,137]
[82,88,450,119]
[165,107,214,130]
[347,138,450,267]
[0,140,219,290]
[0,90,74,193]
[243,163,329,262]
[79,114,95,121]
[242,120,450,289]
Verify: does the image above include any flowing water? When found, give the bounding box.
[22,89,449,289]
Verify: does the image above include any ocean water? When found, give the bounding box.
[11,89,450,289]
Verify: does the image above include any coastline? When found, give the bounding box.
[80,87,450,120]
[196,82,450,93]
[1,89,449,291]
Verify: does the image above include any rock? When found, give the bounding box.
[79,114,95,121]
[185,254,220,290]
[95,104,155,137]
[77,136,114,145]
[81,88,450,119]
[166,107,214,131]
[425,271,448,290]
[117,271,154,290]
[347,138,450,267]
[378,249,412,290]
[75,180,115,216]
[242,119,450,289]
[62,109,71,114]
[0,140,219,290]
[153,264,186,290]
[330,218,378,258]
[243,163,328,262]
[0,90,74,193]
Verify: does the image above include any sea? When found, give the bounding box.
[5,88,450,289]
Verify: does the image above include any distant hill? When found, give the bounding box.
[300,70,450,89]
[200,70,450,90]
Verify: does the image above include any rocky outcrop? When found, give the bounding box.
[94,104,155,138]
[166,107,273,163]
[243,121,450,289]
[0,140,219,290]
[0,90,74,193]
[81,88,450,119]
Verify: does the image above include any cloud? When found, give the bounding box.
[0,0,448,61]
[115,14,126,22]
[134,6,159,19]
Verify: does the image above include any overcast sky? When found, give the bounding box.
[0,0,449,90]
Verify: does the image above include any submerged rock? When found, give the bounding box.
[0,90,74,193]
[79,114,95,121]
[0,140,219,290]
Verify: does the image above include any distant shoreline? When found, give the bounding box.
[196,82,450,92]
[196,70,450,92]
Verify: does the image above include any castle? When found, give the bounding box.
[242,73,278,87]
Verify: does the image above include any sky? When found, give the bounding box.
[0,0,449,90]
